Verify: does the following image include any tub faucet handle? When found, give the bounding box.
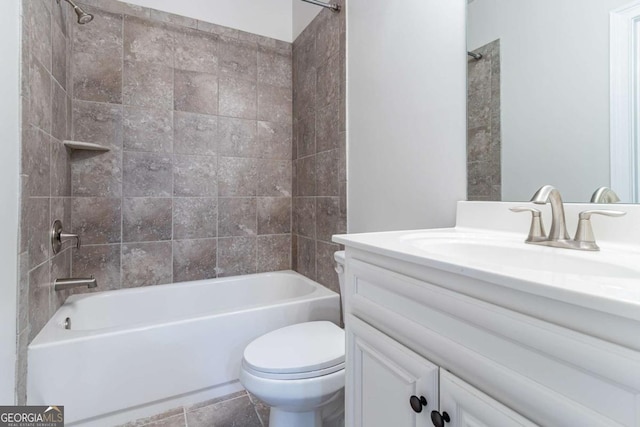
[51,220,81,254]
[60,232,81,249]
[510,207,547,242]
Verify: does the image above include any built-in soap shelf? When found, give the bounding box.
[63,140,110,152]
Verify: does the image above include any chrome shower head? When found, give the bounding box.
[57,0,94,24]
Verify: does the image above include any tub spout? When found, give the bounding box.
[54,276,97,291]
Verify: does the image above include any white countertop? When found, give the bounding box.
[334,202,640,322]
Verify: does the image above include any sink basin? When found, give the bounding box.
[407,238,640,278]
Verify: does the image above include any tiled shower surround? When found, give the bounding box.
[17,0,347,419]
[292,2,347,293]
[18,0,74,403]
[69,2,293,290]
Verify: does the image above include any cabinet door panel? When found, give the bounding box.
[439,369,538,427]
[346,315,438,427]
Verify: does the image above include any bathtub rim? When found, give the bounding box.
[64,269,325,305]
[31,270,339,348]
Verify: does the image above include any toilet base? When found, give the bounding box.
[269,408,322,427]
[267,390,344,427]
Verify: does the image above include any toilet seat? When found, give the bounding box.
[243,321,345,380]
[242,359,345,380]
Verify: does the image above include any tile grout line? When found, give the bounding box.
[119,12,125,290]
[312,23,319,282]
[215,47,220,278]
[254,44,259,275]
[170,22,176,283]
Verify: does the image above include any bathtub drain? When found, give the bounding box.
[64,317,71,330]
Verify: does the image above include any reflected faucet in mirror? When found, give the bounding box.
[591,187,621,204]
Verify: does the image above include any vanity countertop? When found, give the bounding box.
[333,201,640,322]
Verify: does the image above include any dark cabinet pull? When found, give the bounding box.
[409,395,427,413]
[431,410,451,427]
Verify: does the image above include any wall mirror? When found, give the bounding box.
[466,0,640,203]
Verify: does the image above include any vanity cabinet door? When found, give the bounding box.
[346,315,439,427]
[437,369,538,427]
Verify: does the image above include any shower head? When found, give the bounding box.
[56,0,94,24]
[300,0,341,12]
[76,9,94,24]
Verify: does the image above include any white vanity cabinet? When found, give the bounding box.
[347,315,537,427]
[347,314,439,426]
[438,369,537,427]
[341,252,640,427]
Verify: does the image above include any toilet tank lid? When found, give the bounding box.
[243,321,345,374]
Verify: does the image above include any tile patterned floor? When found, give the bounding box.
[118,390,269,427]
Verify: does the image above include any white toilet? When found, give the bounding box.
[239,251,347,427]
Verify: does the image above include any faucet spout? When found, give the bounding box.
[530,185,570,241]
[54,276,97,291]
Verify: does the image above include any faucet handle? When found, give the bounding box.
[578,210,626,220]
[51,220,82,254]
[509,207,547,242]
[574,210,626,250]
[60,232,81,249]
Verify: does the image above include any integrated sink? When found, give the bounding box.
[405,237,640,279]
[336,227,640,308]
[333,201,640,328]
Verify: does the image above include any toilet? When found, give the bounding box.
[239,251,347,427]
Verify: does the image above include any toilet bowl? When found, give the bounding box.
[239,251,347,427]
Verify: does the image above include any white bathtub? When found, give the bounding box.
[27,271,340,426]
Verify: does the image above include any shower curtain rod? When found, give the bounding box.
[300,0,341,12]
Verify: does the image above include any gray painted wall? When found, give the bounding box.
[348,0,467,232]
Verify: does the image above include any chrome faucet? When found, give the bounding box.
[54,276,97,291]
[530,185,570,242]
[511,185,626,251]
